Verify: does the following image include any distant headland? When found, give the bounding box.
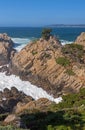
[47,24,85,28]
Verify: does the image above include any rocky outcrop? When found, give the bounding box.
[0,87,33,113]
[0,87,52,128]
[0,33,16,65]
[3,98,52,126]
[4,114,21,128]
[10,37,63,96]
[10,36,85,97]
[75,32,85,48]
[3,98,52,128]
[15,98,52,114]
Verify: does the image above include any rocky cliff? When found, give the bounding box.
[0,33,15,65]
[75,32,85,48]
[10,34,85,97]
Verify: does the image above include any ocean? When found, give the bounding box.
[0,27,85,103]
[0,27,85,50]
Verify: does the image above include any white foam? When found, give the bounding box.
[12,38,31,51]
[61,40,73,45]
[0,72,62,104]
[12,37,73,51]
[14,44,27,51]
[12,38,31,44]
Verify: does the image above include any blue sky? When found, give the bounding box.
[0,0,85,26]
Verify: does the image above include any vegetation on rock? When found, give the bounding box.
[65,69,75,76]
[0,125,26,130]
[5,88,84,130]
[62,44,85,63]
[41,28,52,40]
[31,50,38,55]
[15,88,85,130]
[56,57,70,67]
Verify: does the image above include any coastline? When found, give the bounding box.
[0,30,85,129]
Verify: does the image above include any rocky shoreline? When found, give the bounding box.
[0,32,85,128]
[0,33,85,97]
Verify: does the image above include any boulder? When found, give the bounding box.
[15,98,52,114]
[11,87,19,96]
[4,114,21,128]
[0,87,33,113]
[4,114,17,123]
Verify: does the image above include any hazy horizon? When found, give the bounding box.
[0,24,85,28]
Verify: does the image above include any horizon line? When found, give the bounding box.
[0,24,85,28]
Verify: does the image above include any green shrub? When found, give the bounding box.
[0,125,26,130]
[31,50,37,55]
[69,44,83,50]
[47,125,54,130]
[62,44,83,53]
[65,69,75,76]
[55,125,72,130]
[56,57,70,67]
[42,28,52,40]
[62,44,85,63]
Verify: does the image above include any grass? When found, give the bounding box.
[56,57,70,67]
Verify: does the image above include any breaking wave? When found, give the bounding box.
[0,72,62,103]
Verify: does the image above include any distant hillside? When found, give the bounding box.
[47,24,85,27]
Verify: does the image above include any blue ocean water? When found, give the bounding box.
[0,27,85,50]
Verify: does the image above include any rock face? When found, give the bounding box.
[0,87,52,127]
[0,87,33,113]
[75,32,85,47]
[10,36,85,97]
[15,98,52,114]
[10,37,63,96]
[3,98,52,127]
[0,33,15,65]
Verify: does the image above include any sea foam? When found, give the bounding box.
[0,72,62,103]
[60,40,73,45]
[12,37,31,51]
[12,37,73,51]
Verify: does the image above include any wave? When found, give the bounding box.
[12,37,33,51]
[12,37,73,51]
[0,72,62,103]
[60,40,73,45]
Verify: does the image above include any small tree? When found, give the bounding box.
[41,28,52,40]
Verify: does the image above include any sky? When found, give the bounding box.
[0,0,85,26]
